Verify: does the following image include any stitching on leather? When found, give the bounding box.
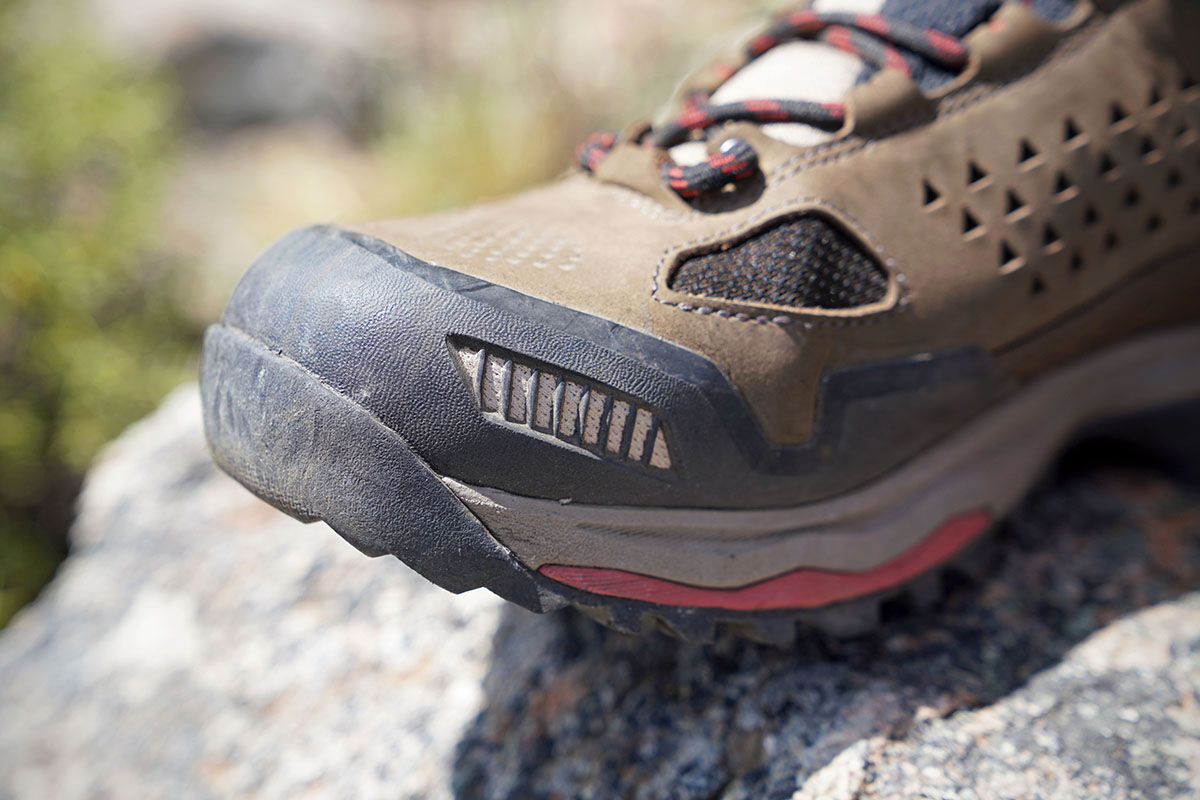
[651,197,910,328]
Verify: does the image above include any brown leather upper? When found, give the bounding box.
[357,0,1200,446]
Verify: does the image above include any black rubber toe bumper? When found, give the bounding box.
[202,321,564,610]
[204,225,760,509]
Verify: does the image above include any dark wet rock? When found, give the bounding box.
[2,385,1199,799]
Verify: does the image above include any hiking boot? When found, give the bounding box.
[200,0,1200,642]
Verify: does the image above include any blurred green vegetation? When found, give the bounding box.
[0,0,198,626]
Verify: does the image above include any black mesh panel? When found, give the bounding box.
[669,216,889,310]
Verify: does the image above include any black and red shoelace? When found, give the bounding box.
[575,7,972,200]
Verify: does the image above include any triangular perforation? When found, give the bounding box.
[1104,230,1120,250]
[1124,187,1141,207]
[1146,213,1163,233]
[1063,117,1083,143]
[1054,171,1075,197]
[1083,205,1099,227]
[922,179,942,208]
[1184,72,1198,92]
[962,208,983,236]
[1019,139,1040,165]
[1069,252,1084,272]
[1031,274,1047,295]
[1167,168,1184,189]
[1005,189,1028,216]
[1140,136,1161,160]
[1110,101,1131,126]
[1150,84,1164,108]
[1042,223,1062,249]
[1099,151,1119,177]
[1000,240,1022,270]
[968,161,989,187]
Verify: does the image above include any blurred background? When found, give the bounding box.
[0,0,782,627]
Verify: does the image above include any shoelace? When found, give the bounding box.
[574,7,973,200]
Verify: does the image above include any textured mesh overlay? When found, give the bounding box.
[670,216,889,310]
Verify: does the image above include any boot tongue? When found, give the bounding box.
[706,0,1073,147]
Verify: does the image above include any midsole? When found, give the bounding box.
[444,325,1200,589]
[539,510,992,611]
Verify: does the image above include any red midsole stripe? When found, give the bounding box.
[539,509,992,611]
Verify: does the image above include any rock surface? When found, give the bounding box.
[2,385,1200,799]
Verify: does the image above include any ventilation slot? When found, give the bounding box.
[669,215,889,310]
[1099,151,1119,179]
[1083,205,1100,227]
[1167,168,1184,189]
[450,339,674,471]
[1110,101,1131,127]
[1140,136,1162,163]
[1042,223,1063,253]
[1124,187,1141,208]
[1019,139,1040,167]
[1063,117,1084,144]
[1005,189,1029,218]
[1149,84,1165,110]
[1104,230,1120,251]
[999,240,1023,272]
[922,180,942,208]
[1070,252,1084,272]
[1146,213,1163,233]
[968,161,990,188]
[1030,274,1047,296]
[962,208,983,238]
[1053,171,1077,200]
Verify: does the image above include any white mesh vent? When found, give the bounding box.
[606,400,631,454]
[627,408,654,463]
[582,390,607,445]
[559,382,584,438]
[481,354,506,413]
[650,429,672,470]
[509,364,533,424]
[533,377,555,431]
[450,338,674,471]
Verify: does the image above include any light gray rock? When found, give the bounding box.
[0,387,507,800]
[2,385,1199,800]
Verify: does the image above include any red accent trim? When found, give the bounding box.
[885,47,912,76]
[856,14,891,36]
[925,29,968,64]
[539,510,992,611]
[825,26,855,56]
[677,109,712,130]
[747,34,777,56]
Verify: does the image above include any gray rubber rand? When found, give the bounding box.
[201,323,558,613]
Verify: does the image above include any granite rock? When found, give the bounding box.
[2,385,1199,799]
